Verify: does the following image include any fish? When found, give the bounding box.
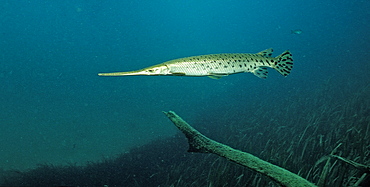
[98,48,293,79]
[291,29,303,34]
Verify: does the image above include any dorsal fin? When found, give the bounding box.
[256,48,273,57]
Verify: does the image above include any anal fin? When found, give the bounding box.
[252,67,268,79]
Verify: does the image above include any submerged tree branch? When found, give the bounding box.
[163,111,316,187]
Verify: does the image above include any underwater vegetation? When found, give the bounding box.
[1,79,369,187]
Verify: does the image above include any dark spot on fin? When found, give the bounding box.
[256,48,273,57]
[252,67,268,79]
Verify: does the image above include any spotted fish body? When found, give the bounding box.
[98,49,293,79]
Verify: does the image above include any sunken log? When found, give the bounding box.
[163,111,316,187]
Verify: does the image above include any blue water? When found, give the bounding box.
[0,0,369,170]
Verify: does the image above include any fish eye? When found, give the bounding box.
[148,69,154,73]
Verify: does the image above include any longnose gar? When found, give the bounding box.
[98,48,293,79]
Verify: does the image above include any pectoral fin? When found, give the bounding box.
[208,75,223,79]
[171,72,186,76]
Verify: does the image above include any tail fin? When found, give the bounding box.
[273,50,293,77]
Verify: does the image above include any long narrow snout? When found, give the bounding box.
[98,70,148,76]
[98,64,170,77]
